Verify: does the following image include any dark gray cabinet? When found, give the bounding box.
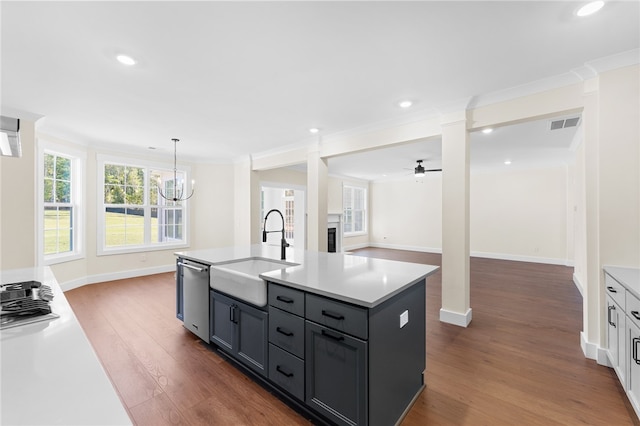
[305,321,368,426]
[210,290,268,377]
[268,284,306,401]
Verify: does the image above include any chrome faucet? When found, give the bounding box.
[262,209,289,260]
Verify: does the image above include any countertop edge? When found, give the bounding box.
[604,265,640,299]
[262,271,435,309]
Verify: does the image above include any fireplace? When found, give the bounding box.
[328,228,336,252]
[327,213,342,253]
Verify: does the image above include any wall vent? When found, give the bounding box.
[550,117,580,130]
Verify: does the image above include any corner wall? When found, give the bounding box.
[369,165,572,264]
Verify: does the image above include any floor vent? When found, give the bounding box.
[550,117,580,130]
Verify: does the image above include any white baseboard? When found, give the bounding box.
[369,242,442,254]
[366,243,571,266]
[470,251,570,266]
[573,273,584,297]
[60,264,175,292]
[580,331,611,366]
[343,242,370,251]
[439,308,472,327]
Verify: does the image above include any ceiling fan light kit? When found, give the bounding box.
[413,159,441,178]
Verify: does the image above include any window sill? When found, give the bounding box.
[97,242,188,257]
[44,252,85,266]
[344,232,368,238]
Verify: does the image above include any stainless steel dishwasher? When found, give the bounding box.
[179,259,210,342]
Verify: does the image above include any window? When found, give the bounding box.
[343,185,367,234]
[39,142,85,265]
[98,155,190,254]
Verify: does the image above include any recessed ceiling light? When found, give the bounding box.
[504,160,512,165]
[116,54,136,66]
[482,128,493,134]
[309,128,319,134]
[577,1,604,17]
[398,100,413,109]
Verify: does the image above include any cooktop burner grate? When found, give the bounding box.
[1,281,60,330]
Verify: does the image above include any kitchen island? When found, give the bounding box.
[176,245,438,426]
[0,267,131,426]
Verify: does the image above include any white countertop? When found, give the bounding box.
[176,245,439,308]
[604,265,640,299]
[0,267,132,426]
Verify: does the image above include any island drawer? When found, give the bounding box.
[269,343,304,401]
[627,291,640,329]
[269,283,305,316]
[269,306,305,359]
[305,294,368,340]
[605,273,626,309]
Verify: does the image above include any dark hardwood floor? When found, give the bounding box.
[65,248,638,425]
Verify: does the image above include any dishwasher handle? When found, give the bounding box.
[178,262,207,273]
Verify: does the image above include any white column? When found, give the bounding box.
[307,147,328,252]
[581,77,602,359]
[440,111,472,327]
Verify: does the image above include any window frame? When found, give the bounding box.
[343,184,368,236]
[97,154,191,256]
[38,140,86,266]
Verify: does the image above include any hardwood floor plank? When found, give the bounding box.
[65,248,639,425]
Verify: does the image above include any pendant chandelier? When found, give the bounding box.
[157,138,195,202]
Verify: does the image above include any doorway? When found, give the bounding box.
[261,184,306,249]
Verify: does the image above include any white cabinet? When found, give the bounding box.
[606,292,626,387]
[627,320,640,411]
[604,267,640,420]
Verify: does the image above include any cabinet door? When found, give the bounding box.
[236,301,268,377]
[607,296,627,386]
[627,321,640,414]
[210,291,234,352]
[607,296,620,370]
[305,321,367,426]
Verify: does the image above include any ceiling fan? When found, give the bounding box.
[412,159,442,177]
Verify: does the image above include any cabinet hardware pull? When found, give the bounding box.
[608,305,616,328]
[276,295,294,304]
[276,327,293,337]
[321,329,345,341]
[632,311,640,321]
[607,286,618,293]
[230,305,238,324]
[178,262,207,273]
[276,365,294,377]
[321,310,345,321]
[634,338,640,366]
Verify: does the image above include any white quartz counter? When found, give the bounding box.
[604,265,640,299]
[176,245,439,308]
[0,267,132,426]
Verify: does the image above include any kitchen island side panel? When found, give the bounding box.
[368,279,426,426]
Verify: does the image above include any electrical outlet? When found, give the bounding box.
[140,253,147,262]
[400,310,409,328]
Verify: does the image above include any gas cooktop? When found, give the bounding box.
[1,280,59,330]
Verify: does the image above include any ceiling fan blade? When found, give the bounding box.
[425,169,442,172]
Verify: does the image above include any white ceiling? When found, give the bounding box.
[327,113,583,181]
[2,1,638,177]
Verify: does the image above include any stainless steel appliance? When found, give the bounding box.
[179,259,210,342]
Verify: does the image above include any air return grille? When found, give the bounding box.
[550,117,580,130]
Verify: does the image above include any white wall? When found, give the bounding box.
[369,165,572,264]
[370,176,442,252]
[0,129,237,289]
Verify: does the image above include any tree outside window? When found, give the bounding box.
[101,159,187,252]
[44,153,73,255]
